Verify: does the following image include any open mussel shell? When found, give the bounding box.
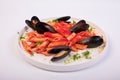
[56,16,71,22]
[36,22,56,34]
[31,16,40,23]
[79,36,104,48]
[31,16,40,26]
[25,20,36,30]
[51,50,71,62]
[25,16,56,34]
[25,16,40,30]
[48,46,71,61]
[70,20,89,33]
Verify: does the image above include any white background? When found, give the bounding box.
[0,0,120,80]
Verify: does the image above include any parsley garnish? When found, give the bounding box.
[20,35,25,40]
[64,53,81,64]
[82,51,91,59]
[73,20,77,25]
[30,53,34,56]
[64,51,91,64]
[52,19,58,22]
[35,41,43,46]
[88,26,93,32]
[73,53,81,61]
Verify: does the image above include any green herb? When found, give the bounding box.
[20,35,25,40]
[82,51,91,59]
[52,19,58,22]
[35,41,43,46]
[88,26,93,32]
[64,53,81,64]
[64,51,92,64]
[64,59,74,64]
[30,53,34,56]
[73,20,77,25]
[73,53,81,61]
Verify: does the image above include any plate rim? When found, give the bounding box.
[17,17,108,71]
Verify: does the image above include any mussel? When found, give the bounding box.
[70,20,89,33]
[55,16,71,22]
[25,16,40,30]
[48,46,70,54]
[25,16,56,34]
[48,46,71,61]
[51,50,70,61]
[79,36,104,48]
[31,16,40,23]
[35,22,56,34]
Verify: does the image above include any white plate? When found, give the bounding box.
[17,17,108,72]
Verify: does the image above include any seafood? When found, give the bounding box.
[56,16,71,22]
[48,46,71,54]
[31,16,40,24]
[51,50,70,61]
[25,20,35,30]
[35,22,56,34]
[25,16,40,30]
[78,36,103,48]
[21,16,104,62]
[70,20,89,33]
[25,16,56,34]
[48,46,71,61]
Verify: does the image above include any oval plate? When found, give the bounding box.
[17,17,108,72]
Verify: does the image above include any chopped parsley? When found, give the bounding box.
[20,35,25,40]
[82,51,91,59]
[52,19,58,22]
[30,53,34,56]
[88,26,93,32]
[64,53,81,64]
[72,53,81,61]
[35,41,43,46]
[73,20,77,25]
[64,51,91,64]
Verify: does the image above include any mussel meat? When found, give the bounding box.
[56,16,71,22]
[48,46,71,61]
[79,36,104,48]
[70,20,89,33]
[35,22,56,34]
[51,50,70,61]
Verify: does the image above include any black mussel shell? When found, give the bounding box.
[31,16,40,25]
[25,16,40,30]
[48,46,71,54]
[65,21,71,24]
[56,16,71,22]
[36,22,56,34]
[25,20,36,30]
[51,50,71,62]
[70,20,89,33]
[79,36,104,48]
